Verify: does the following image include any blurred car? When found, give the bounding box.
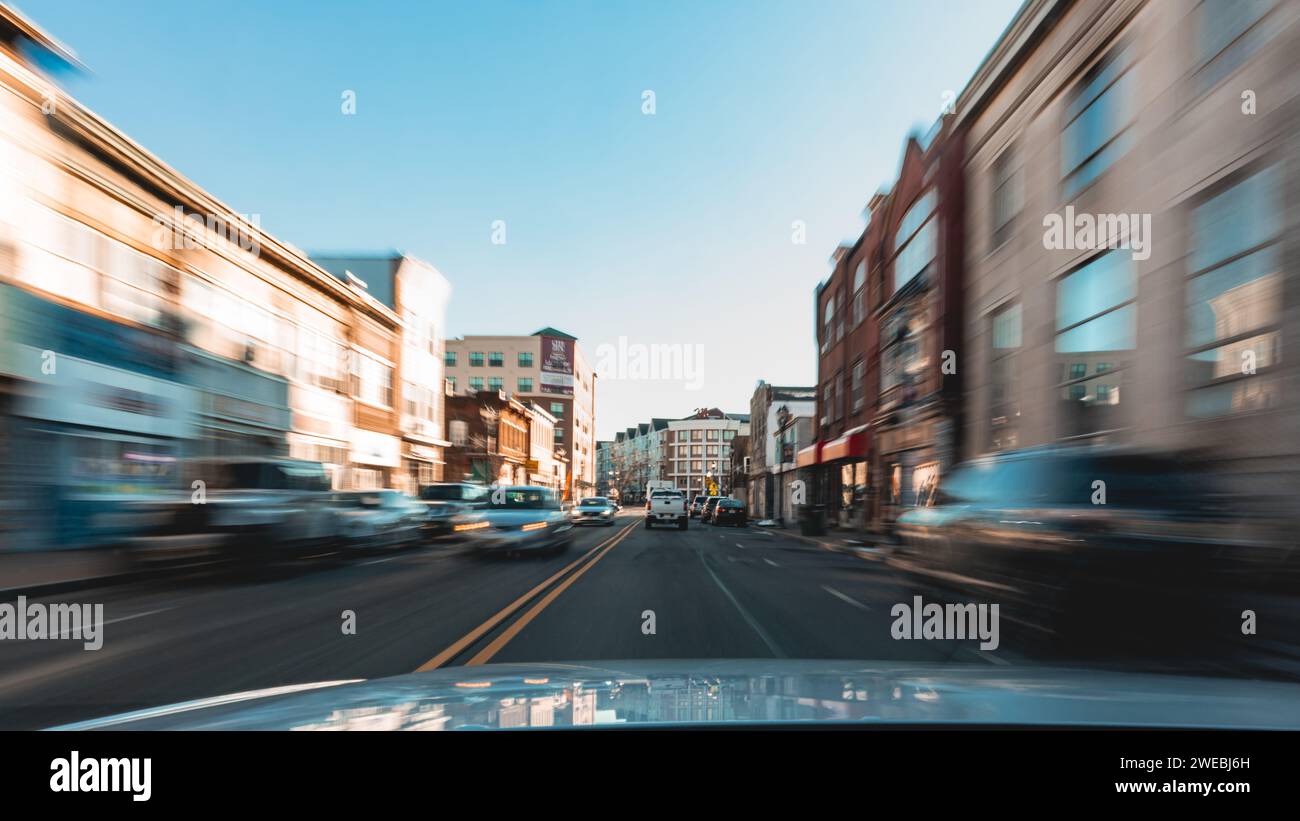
[711,498,747,527]
[894,445,1257,640]
[699,496,724,524]
[455,486,574,557]
[332,490,425,550]
[646,489,688,529]
[158,457,340,561]
[689,495,707,518]
[572,496,617,526]
[418,482,489,540]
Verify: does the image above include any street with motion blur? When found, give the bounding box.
[1,489,1297,729]
[3,0,1300,733]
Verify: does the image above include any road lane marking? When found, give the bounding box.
[415,520,637,672]
[735,543,746,550]
[465,523,636,666]
[54,607,173,639]
[821,585,871,611]
[359,555,406,566]
[696,548,785,658]
[762,558,780,568]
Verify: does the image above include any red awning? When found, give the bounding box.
[795,441,822,468]
[821,425,871,463]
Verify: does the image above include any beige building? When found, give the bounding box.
[0,1,411,560]
[955,0,1300,502]
[443,328,595,496]
[312,254,453,491]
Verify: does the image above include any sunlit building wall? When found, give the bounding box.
[957,0,1300,503]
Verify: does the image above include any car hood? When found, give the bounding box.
[48,660,1300,730]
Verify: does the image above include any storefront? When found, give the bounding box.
[795,426,872,531]
[0,285,195,549]
[348,427,401,489]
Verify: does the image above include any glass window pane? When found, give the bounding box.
[1056,252,1135,330]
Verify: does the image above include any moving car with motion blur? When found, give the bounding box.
[572,496,618,526]
[149,457,340,563]
[710,498,748,527]
[699,496,724,524]
[688,494,707,518]
[418,482,489,540]
[646,489,688,529]
[893,445,1279,641]
[332,490,426,551]
[455,486,574,557]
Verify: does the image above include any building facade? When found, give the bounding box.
[443,328,596,498]
[747,381,816,521]
[443,390,533,486]
[312,254,453,491]
[956,0,1300,508]
[664,409,749,498]
[0,9,410,548]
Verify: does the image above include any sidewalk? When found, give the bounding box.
[0,548,133,597]
[752,523,899,561]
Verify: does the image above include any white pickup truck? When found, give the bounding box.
[645,489,688,530]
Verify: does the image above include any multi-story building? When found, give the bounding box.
[665,409,749,498]
[594,439,613,496]
[312,254,452,491]
[443,328,595,498]
[0,8,407,547]
[804,114,966,534]
[525,401,564,490]
[955,0,1300,506]
[443,390,533,486]
[748,381,815,522]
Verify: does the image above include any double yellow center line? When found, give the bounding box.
[415,519,638,671]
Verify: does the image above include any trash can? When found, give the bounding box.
[797,504,826,537]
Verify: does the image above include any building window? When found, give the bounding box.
[351,350,393,408]
[488,377,503,391]
[821,294,835,352]
[893,189,936,293]
[1185,165,1282,418]
[851,359,864,412]
[488,351,504,367]
[550,402,565,417]
[518,351,534,367]
[469,351,484,367]
[469,376,484,391]
[1054,251,1136,437]
[1196,0,1277,93]
[445,377,456,393]
[706,429,718,441]
[989,301,1022,451]
[852,260,866,326]
[449,420,468,446]
[444,350,457,367]
[991,146,1022,249]
[553,428,564,441]
[723,429,735,441]
[1062,41,1136,198]
[517,377,534,392]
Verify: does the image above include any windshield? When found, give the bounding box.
[2,0,1298,753]
[489,488,558,510]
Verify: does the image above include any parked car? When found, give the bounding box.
[418,482,489,540]
[161,457,340,562]
[699,496,724,524]
[894,445,1256,642]
[573,496,618,526]
[688,495,707,518]
[456,486,574,557]
[646,489,688,529]
[711,498,748,527]
[332,490,426,550]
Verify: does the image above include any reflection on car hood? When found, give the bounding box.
[49,660,1300,730]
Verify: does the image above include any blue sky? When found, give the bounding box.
[21,0,1022,439]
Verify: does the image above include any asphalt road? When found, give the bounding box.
[0,508,1290,729]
